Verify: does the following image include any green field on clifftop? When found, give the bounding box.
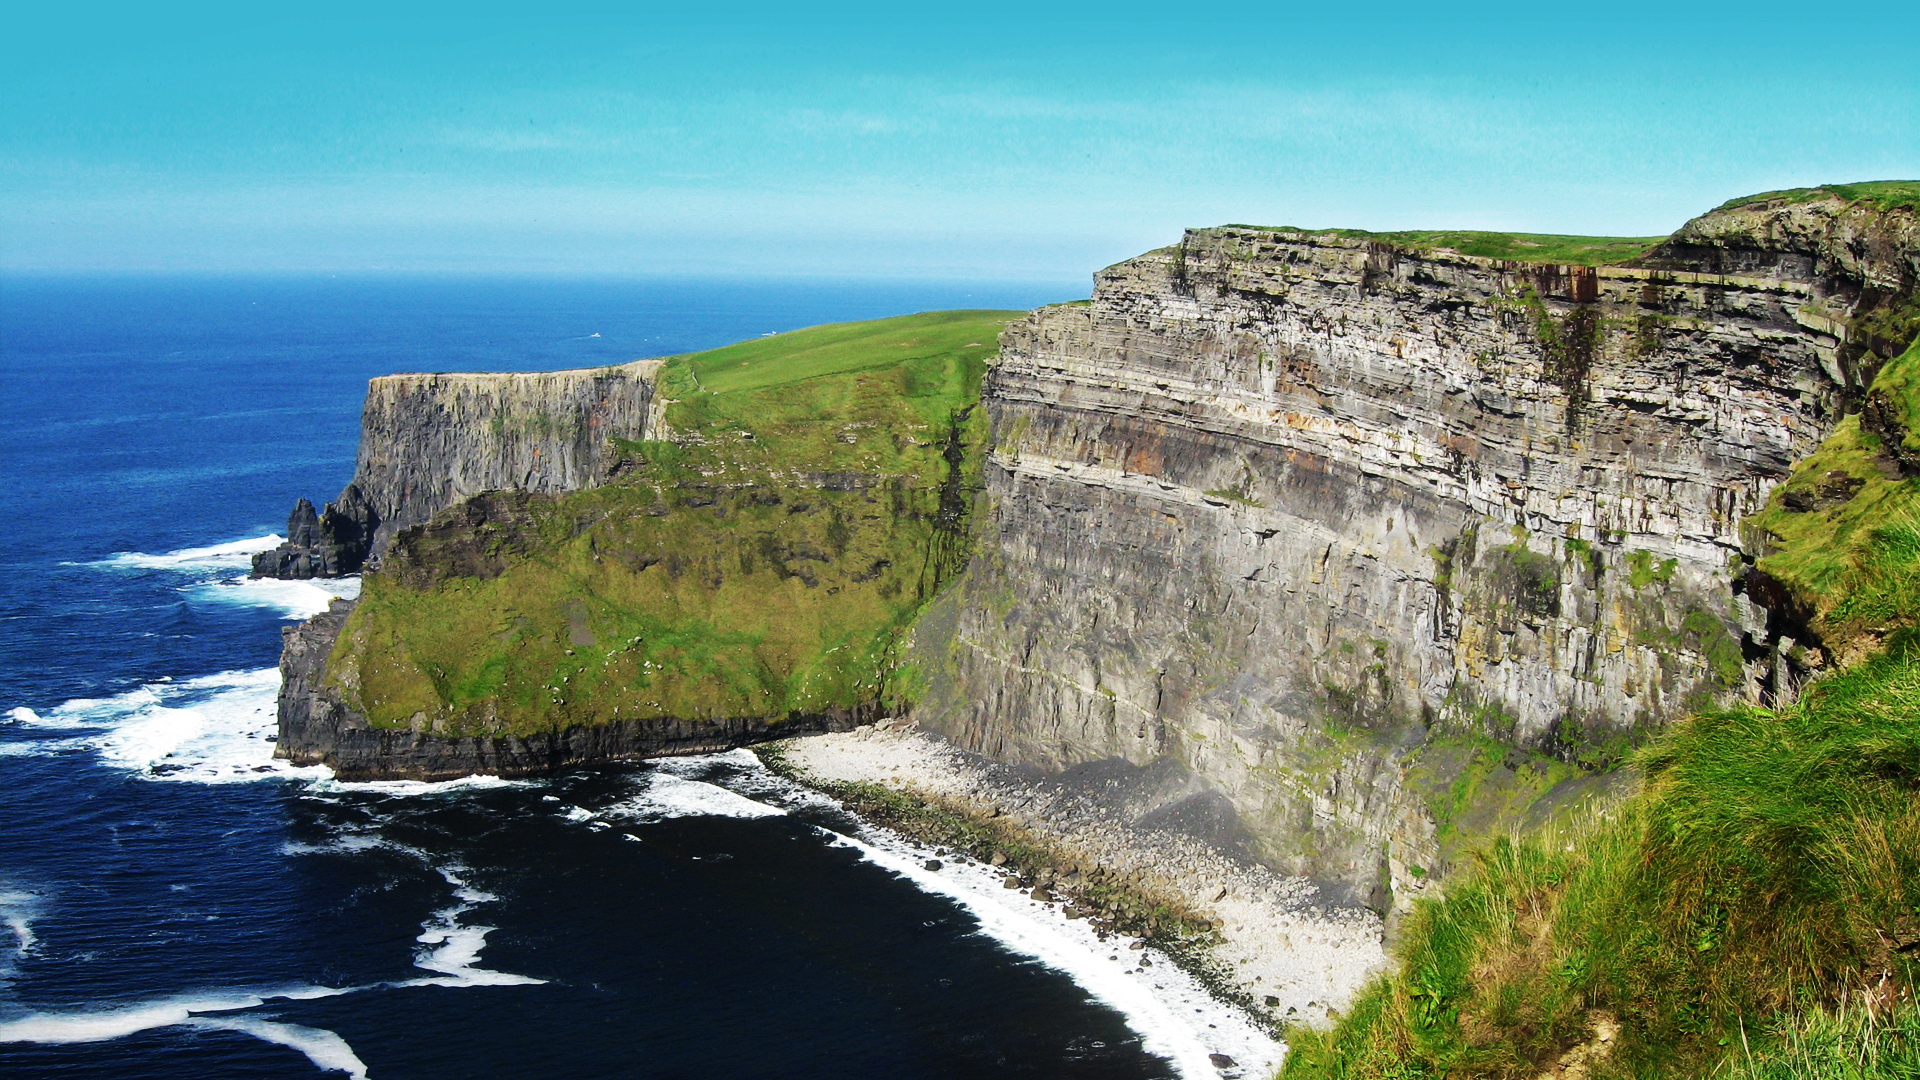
[1231,226,1666,266]
[326,310,1018,736]
[1716,180,1920,213]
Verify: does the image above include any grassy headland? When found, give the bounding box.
[325,310,1020,736]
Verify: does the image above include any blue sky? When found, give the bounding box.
[4,2,1916,280]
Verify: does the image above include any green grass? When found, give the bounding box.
[1284,633,1920,1079]
[676,310,1015,396]
[326,310,1016,735]
[1725,1003,1920,1079]
[1715,180,1920,214]
[1746,338,1920,645]
[1224,226,1665,266]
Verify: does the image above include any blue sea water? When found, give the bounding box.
[0,275,1263,1079]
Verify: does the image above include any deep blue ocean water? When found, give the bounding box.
[0,275,1266,1079]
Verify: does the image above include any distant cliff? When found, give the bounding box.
[252,359,662,578]
[271,312,1013,780]
[909,190,1918,906]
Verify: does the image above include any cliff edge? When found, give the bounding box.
[252,358,663,578]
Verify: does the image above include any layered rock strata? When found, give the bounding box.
[911,194,1916,906]
[253,359,663,577]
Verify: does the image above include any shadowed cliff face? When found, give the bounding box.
[911,194,1917,906]
[253,359,662,577]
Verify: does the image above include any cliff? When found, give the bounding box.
[909,189,1917,906]
[266,187,1918,908]
[252,359,663,578]
[272,312,1014,780]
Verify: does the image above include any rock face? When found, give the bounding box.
[910,194,1917,906]
[253,359,663,578]
[278,599,871,781]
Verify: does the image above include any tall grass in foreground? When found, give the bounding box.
[1727,1002,1920,1080]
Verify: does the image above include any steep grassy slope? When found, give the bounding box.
[1283,336,1920,1079]
[323,310,1019,737]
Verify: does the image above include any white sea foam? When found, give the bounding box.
[564,753,1282,1076]
[600,769,789,824]
[0,985,354,1045]
[0,890,38,981]
[4,669,330,783]
[400,864,543,989]
[313,774,530,797]
[88,535,284,572]
[819,827,1281,1078]
[76,532,359,619]
[0,735,90,758]
[0,892,36,958]
[188,1016,369,1079]
[183,575,359,619]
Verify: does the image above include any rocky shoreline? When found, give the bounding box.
[763,720,1389,1033]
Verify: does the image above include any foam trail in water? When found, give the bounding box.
[313,774,530,797]
[5,669,331,783]
[402,863,543,988]
[0,985,354,1045]
[188,1016,370,1079]
[87,535,284,571]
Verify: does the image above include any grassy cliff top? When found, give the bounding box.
[1217,224,1665,266]
[675,309,1020,396]
[1715,180,1920,214]
[656,309,1019,476]
[335,309,1015,737]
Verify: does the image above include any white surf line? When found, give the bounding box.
[82,534,285,571]
[70,531,360,619]
[576,752,1279,1079]
[311,774,531,797]
[0,984,359,1044]
[8,668,334,784]
[187,1016,369,1079]
[182,574,360,620]
[817,826,1278,1079]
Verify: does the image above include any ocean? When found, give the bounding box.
[0,275,1269,1079]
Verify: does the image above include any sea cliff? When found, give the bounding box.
[252,359,663,578]
[268,187,1918,906]
[910,192,1918,904]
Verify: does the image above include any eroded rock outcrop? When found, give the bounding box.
[253,359,663,578]
[910,192,1916,907]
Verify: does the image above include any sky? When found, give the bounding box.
[3,1,1917,281]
